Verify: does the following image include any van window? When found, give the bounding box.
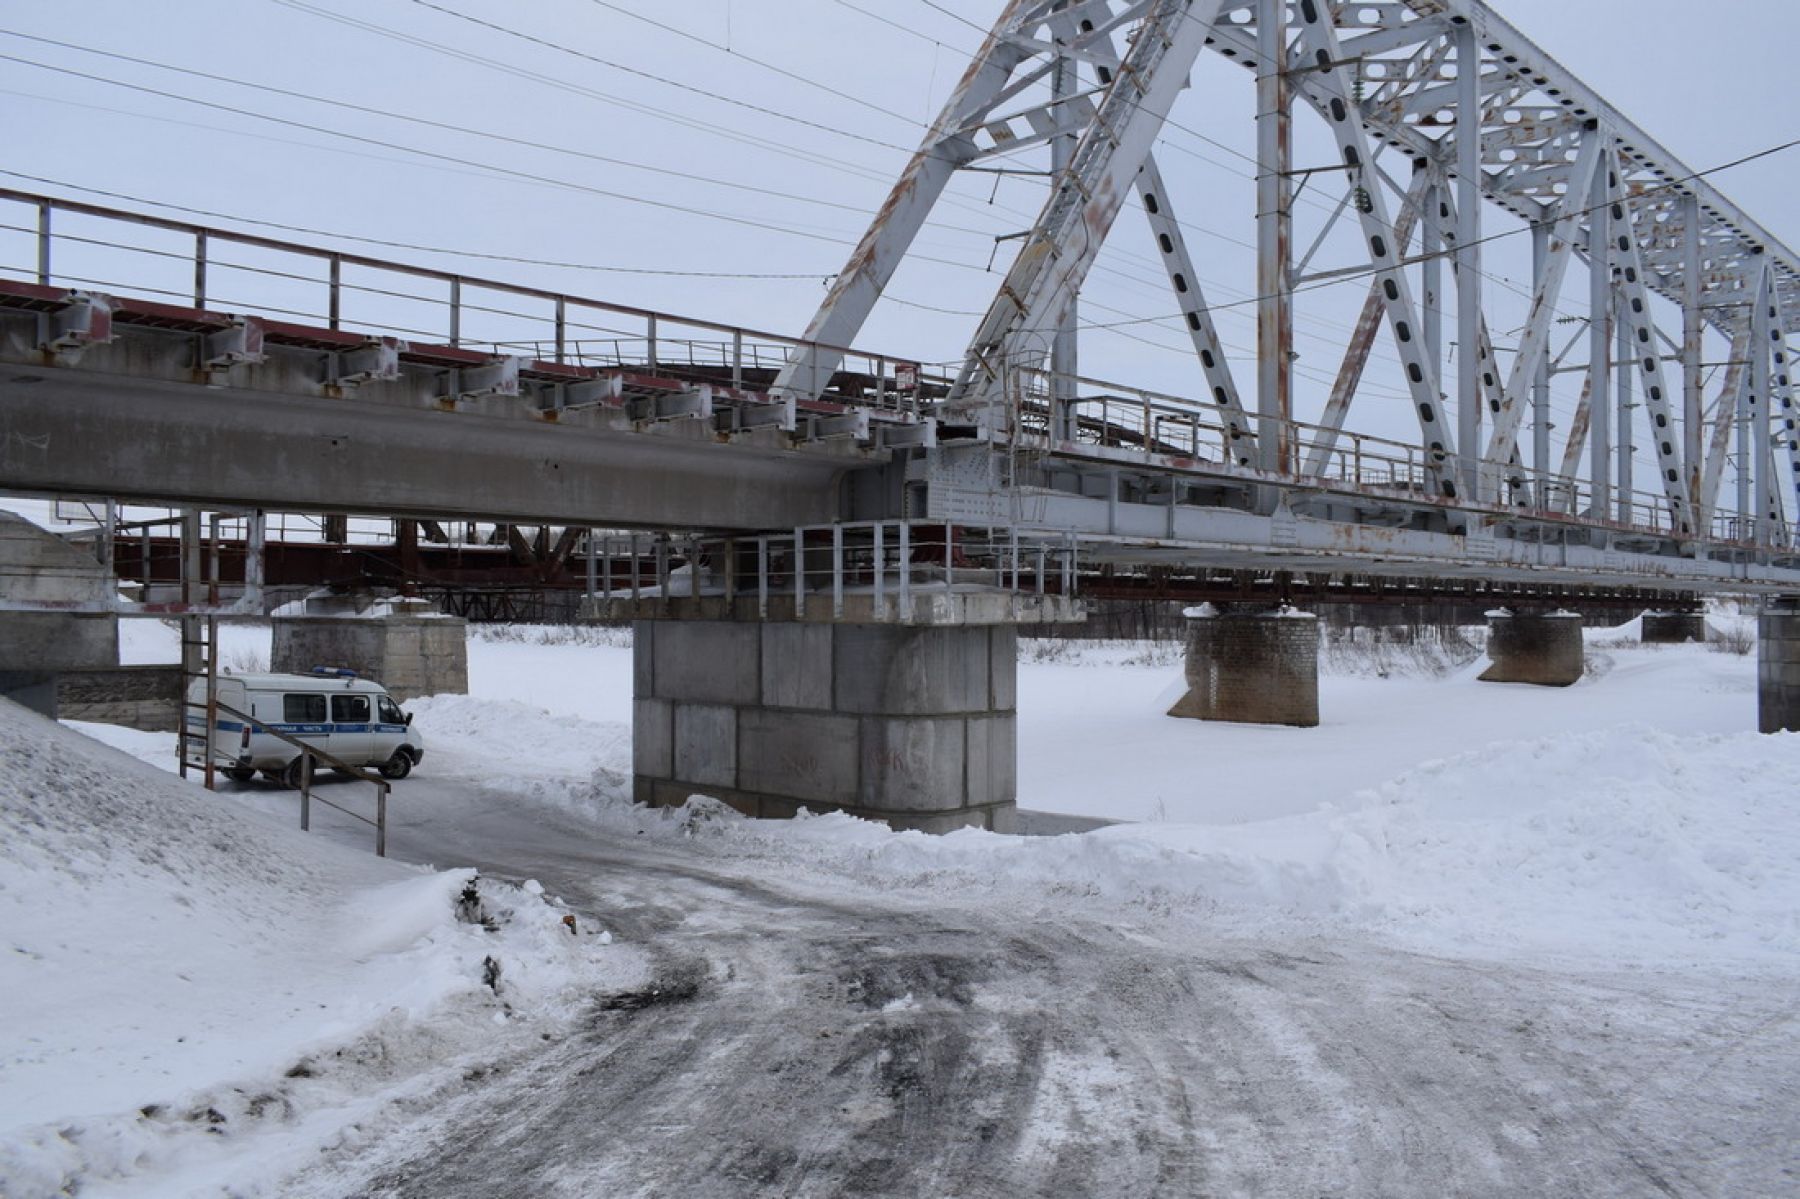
[284,694,327,723]
[332,694,371,724]
[378,696,405,724]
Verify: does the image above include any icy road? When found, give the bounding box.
[287,781,1799,1198]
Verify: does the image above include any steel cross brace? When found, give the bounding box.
[1044,7,1257,466]
[1483,130,1604,473]
[1301,166,1426,481]
[1700,322,1752,527]
[1292,0,1456,497]
[769,0,1040,402]
[1603,148,1695,536]
[947,0,1228,421]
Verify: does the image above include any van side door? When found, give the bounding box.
[280,692,330,759]
[329,692,374,766]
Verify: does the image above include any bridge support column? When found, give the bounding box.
[272,595,467,701]
[627,595,1076,833]
[1478,610,1583,686]
[1758,599,1800,733]
[1641,609,1706,644]
[1167,606,1319,727]
[0,510,120,719]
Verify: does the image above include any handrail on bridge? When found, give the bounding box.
[0,187,956,406]
[6,188,1791,554]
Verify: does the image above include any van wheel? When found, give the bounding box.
[279,756,313,790]
[224,767,256,783]
[378,751,413,781]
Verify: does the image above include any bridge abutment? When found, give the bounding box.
[1758,600,1800,734]
[1478,610,1584,686]
[622,593,1077,833]
[1166,606,1319,728]
[1641,610,1706,644]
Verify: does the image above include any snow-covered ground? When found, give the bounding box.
[88,614,1800,973]
[0,700,645,1197]
[8,611,1799,1194]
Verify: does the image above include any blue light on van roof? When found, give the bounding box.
[310,667,359,678]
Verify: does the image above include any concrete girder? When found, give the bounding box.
[0,370,848,531]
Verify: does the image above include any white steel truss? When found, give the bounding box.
[778,0,1800,555]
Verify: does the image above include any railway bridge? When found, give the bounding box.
[5,0,1800,829]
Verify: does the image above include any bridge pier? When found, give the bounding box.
[1758,599,1800,734]
[1478,609,1584,687]
[0,511,120,718]
[622,592,1076,833]
[272,595,468,701]
[1166,605,1319,728]
[1640,609,1706,644]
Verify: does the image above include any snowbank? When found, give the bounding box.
[655,724,1800,973]
[0,700,638,1197]
[388,687,1800,976]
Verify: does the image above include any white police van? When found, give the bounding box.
[185,668,425,786]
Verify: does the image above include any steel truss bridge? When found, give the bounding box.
[5,0,1800,610]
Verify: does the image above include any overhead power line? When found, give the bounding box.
[0,30,901,224]
[404,0,919,159]
[578,0,924,128]
[0,51,997,271]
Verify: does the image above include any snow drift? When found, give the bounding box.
[393,683,1800,975]
[0,699,637,1197]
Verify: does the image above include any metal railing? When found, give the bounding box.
[0,188,951,412]
[1003,364,1759,546]
[8,188,1785,555]
[583,521,1078,621]
[187,697,391,856]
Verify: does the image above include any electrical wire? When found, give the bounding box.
[0,30,908,225]
[0,52,999,271]
[578,0,924,128]
[265,0,922,192]
[405,0,919,157]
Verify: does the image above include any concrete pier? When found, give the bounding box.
[617,590,1078,833]
[633,619,1018,833]
[1478,610,1583,686]
[1167,606,1319,727]
[272,596,467,700]
[1758,600,1800,734]
[0,511,120,718]
[1641,610,1706,644]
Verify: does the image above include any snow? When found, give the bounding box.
[368,625,1800,971]
[10,610,1800,1193]
[0,699,641,1197]
[76,615,1799,976]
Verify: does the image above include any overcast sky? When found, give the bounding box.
[2,0,1793,479]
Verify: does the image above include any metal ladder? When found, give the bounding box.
[177,613,220,788]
